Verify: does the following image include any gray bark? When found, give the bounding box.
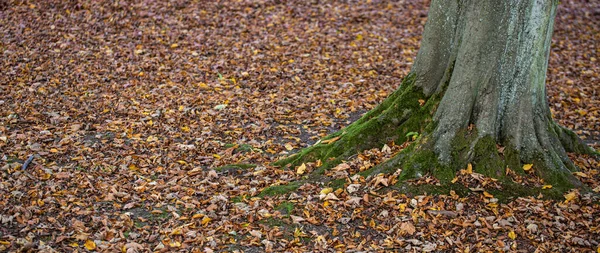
[411,0,590,184]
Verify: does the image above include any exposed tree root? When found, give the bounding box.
[272,79,597,198]
[274,74,439,171]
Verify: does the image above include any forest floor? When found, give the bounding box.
[1,0,599,252]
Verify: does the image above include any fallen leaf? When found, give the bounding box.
[523,164,533,171]
[296,163,307,175]
[84,240,96,250]
[400,222,416,235]
[249,230,262,239]
[508,231,516,240]
[564,190,578,203]
[320,188,333,195]
[321,136,340,144]
[290,215,305,224]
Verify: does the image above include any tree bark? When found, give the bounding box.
[276,0,596,193]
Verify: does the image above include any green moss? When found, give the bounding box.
[400,148,439,181]
[551,122,596,155]
[258,182,300,197]
[231,196,244,203]
[214,163,257,172]
[394,183,469,197]
[471,136,504,178]
[275,73,440,177]
[503,145,523,174]
[236,144,255,154]
[487,181,564,202]
[260,217,286,227]
[275,201,295,215]
[329,179,346,189]
[449,128,477,171]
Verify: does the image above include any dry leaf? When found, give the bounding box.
[508,231,516,240]
[84,240,96,250]
[400,222,416,235]
[296,163,307,175]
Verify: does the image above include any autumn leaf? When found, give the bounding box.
[542,185,552,189]
[284,143,294,151]
[508,231,516,240]
[320,188,333,195]
[84,240,96,250]
[296,163,307,175]
[399,222,416,235]
[522,164,533,171]
[201,217,212,226]
[321,136,341,144]
[564,190,578,203]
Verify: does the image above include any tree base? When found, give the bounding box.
[273,75,598,197]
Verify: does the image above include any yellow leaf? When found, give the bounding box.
[296,163,307,175]
[321,136,340,144]
[320,188,333,195]
[192,213,204,219]
[523,164,533,171]
[176,160,187,165]
[356,34,363,41]
[508,231,516,240]
[50,148,59,153]
[483,191,493,198]
[84,240,96,250]
[170,43,179,49]
[573,172,588,178]
[198,82,209,89]
[451,177,458,183]
[181,126,190,132]
[398,203,407,212]
[69,242,79,247]
[169,241,181,247]
[170,228,182,235]
[0,241,10,245]
[564,190,578,203]
[213,154,221,159]
[128,164,138,171]
[466,163,473,174]
[542,185,552,189]
[316,159,322,167]
[201,216,212,226]
[284,143,294,151]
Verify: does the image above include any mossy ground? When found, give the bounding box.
[262,74,596,200]
[258,182,300,197]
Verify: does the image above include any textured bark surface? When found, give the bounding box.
[410,0,594,188]
[278,0,596,192]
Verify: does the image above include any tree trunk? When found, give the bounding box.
[276,0,596,193]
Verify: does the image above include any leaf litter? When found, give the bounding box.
[0,0,599,252]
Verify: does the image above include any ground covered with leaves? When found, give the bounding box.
[1,0,599,252]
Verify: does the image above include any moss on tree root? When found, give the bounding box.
[265,73,595,199]
[275,73,439,171]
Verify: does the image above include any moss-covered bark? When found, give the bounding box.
[274,74,439,171]
[266,0,597,198]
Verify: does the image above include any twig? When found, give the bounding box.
[22,155,35,170]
